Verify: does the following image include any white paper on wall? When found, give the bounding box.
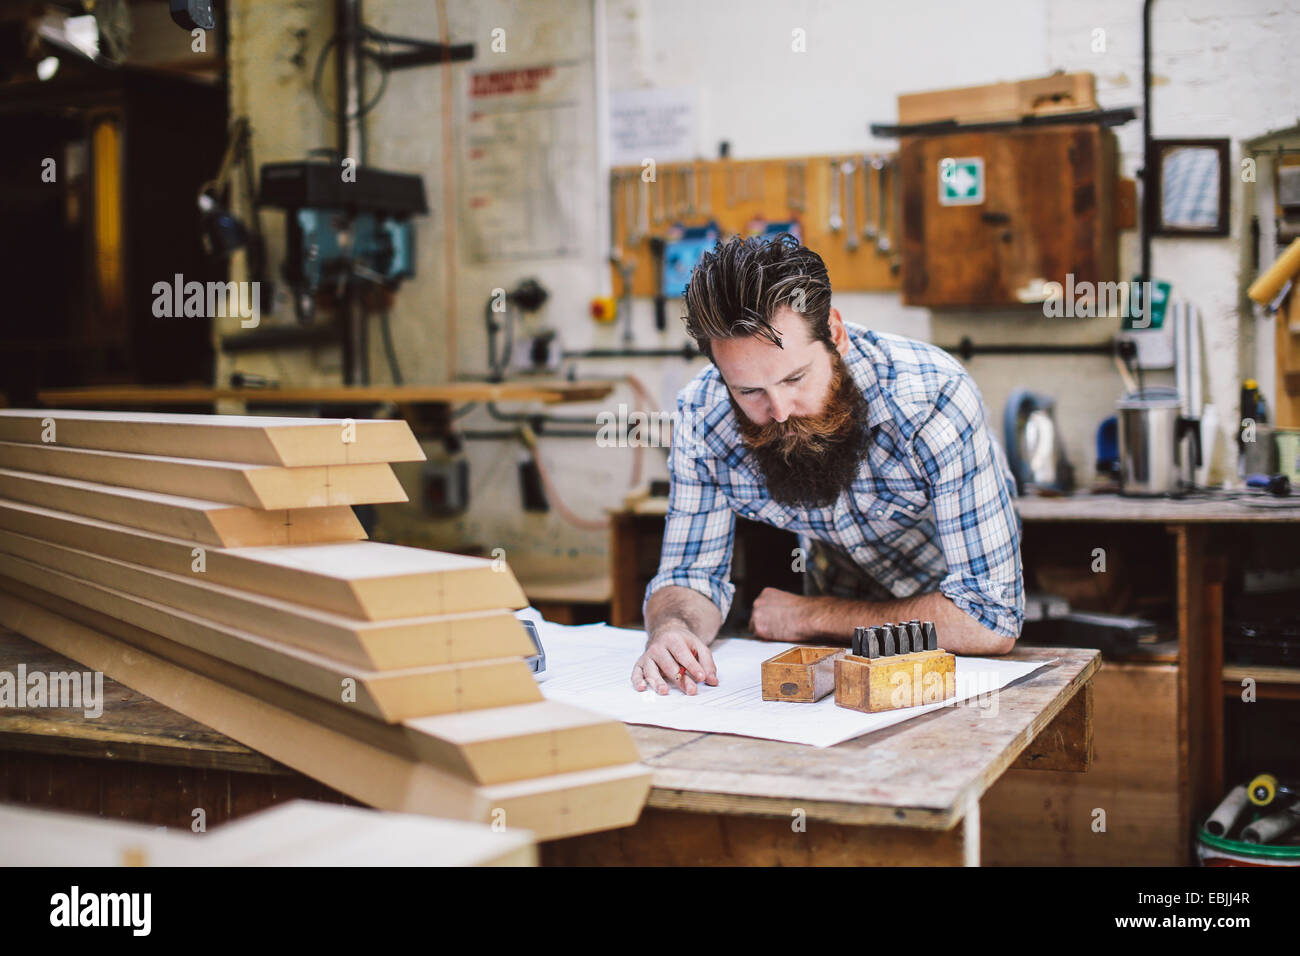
[608,87,699,167]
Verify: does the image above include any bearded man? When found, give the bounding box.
[631,233,1024,695]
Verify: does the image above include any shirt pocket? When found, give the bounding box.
[730,495,795,529]
[855,485,928,523]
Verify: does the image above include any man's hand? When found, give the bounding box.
[631,624,718,695]
[749,587,812,642]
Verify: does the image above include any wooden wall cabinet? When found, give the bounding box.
[899,126,1118,308]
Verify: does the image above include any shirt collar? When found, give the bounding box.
[843,324,894,433]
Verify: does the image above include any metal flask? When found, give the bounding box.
[1003,389,1074,494]
[1116,386,1200,496]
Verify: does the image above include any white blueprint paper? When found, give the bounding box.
[519,609,1051,748]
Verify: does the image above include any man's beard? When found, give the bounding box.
[731,351,871,509]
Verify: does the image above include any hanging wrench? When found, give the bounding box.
[625,171,639,246]
[890,154,902,272]
[876,157,892,255]
[638,174,650,238]
[786,161,803,212]
[610,172,623,260]
[862,156,877,239]
[650,166,663,226]
[828,159,843,232]
[841,159,859,251]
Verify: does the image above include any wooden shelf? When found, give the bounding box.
[1223,663,1300,684]
[617,492,1300,523]
[1223,663,1300,699]
[1015,492,1300,524]
[1216,665,1300,702]
[36,380,617,408]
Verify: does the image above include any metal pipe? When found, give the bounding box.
[938,337,1120,361]
[337,0,366,385]
[1141,0,1155,317]
[562,345,700,360]
[460,429,600,441]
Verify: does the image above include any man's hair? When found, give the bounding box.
[682,233,833,360]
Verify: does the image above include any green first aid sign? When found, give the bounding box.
[939,157,984,206]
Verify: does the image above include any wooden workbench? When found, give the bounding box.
[610,489,1300,864]
[0,628,356,826]
[544,645,1095,865]
[0,626,1096,866]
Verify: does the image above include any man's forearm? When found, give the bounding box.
[645,585,724,645]
[802,591,1015,655]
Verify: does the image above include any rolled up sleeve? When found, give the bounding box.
[911,373,1024,638]
[642,401,737,620]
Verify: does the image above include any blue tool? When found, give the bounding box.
[1245,474,1291,496]
[662,222,720,298]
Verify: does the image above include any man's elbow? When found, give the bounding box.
[944,597,1019,654]
[981,632,1017,655]
[962,618,1017,655]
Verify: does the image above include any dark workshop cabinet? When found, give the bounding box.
[899,126,1118,308]
[0,67,224,405]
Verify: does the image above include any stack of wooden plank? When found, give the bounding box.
[0,409,649,841]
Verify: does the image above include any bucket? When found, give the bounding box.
[1196,827,1300,866]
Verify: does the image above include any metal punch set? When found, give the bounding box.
[851,620,939,658]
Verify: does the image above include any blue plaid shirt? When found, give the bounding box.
[644,323,1025,638]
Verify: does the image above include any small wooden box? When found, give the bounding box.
[761,646,846,702]
[834,648,957,713]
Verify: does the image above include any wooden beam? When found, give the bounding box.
[0,582,640,786]
[0,441,408,510]
[1172,525,1213,835]
[35,381,616,407]
[0,468,365,547]
[0,498,527,620]
[0,409,425,467]
[0,800,537,866]
[0,591,651,841]
[0,528,534,671]
[0,570,541,722]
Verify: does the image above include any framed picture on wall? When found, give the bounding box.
[1149,138,1231,237]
